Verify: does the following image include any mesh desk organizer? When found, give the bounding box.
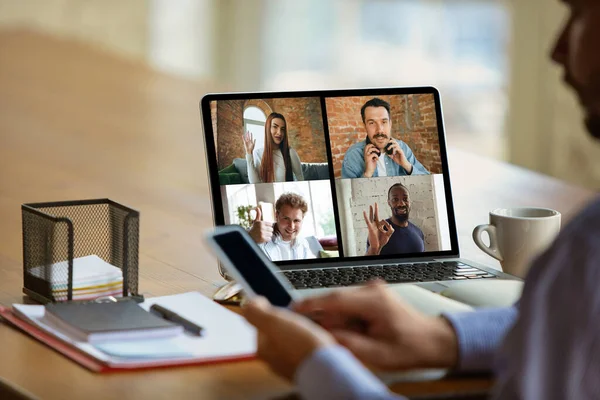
[21,199,140,303]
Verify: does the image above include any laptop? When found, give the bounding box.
[199,86,517,296]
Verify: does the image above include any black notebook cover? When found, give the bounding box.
[45,300,177,334]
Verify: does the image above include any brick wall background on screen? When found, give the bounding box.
[336,176,442,256]
[326,94,442,178]
[214,98,327,170]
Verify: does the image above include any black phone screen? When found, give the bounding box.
[213,230,293,307]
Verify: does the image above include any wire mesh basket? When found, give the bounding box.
[21,199,140,303]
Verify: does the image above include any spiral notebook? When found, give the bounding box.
[0,292,257,372]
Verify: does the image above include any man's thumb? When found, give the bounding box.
[253,206,262,223]
[242,296,273,328]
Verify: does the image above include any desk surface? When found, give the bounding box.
[0,30,595,400]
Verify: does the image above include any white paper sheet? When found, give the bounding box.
[12,292,256,368]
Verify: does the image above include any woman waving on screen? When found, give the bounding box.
[243,113,304,183]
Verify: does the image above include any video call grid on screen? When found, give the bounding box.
[201,87,460,268]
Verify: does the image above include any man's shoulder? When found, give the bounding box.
[346,140,366,154]
[394,138,410,147]
[527,196,600,283]
[564,196,600,236]
[294,236,312,248]
[408,221,423,230]
[410,221,425,238]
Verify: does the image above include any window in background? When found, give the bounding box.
[226,185,257,227]
[243,106,267,152]
[261,0,511,160]
[273,181,335,239]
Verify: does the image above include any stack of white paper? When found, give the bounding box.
[11,292,257,368]
[29,255,124,301]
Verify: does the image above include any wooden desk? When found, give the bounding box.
[0,30,595,400]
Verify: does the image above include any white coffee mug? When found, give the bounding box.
[472,207,561,278]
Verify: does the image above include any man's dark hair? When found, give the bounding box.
[388,183,409,199]
[361,98,391,123]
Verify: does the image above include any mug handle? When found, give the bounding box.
[472,224,503,262]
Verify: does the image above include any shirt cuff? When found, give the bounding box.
[295,345,400,400]
[443,307,517,372]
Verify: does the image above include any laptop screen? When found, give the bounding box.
[201,87,459,269]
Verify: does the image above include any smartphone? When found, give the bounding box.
[205,225,296,308]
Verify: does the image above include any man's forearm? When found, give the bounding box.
[297,346,403,400]
[366,245,380,256]
[400,161,413,175]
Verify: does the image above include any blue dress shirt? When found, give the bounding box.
[341,139,430,178]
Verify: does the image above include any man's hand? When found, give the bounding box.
[364,203,394,256]
[294,281,459,371]
[387,140,413,174]
[363,143,380,178]
[242,297,336,381]
[248,207,274,244]
[243,131,256,155]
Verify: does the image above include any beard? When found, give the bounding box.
[566,72,600,139]
[585,114,600,140]
[392,208,409,223]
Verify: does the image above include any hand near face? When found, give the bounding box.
[293,281,459,371]
[363,143,380,178]
[243,131,256,155]
[387,140,413,173]
[242,297,336,381]
[248,207,274,244]
[364,203,394,256]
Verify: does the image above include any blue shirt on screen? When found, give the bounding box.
[341,139,430,178]
[367,219,425,255]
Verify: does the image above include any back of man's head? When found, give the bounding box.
[361,98,391,123]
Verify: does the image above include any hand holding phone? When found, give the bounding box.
[385,141,395,155]
[205,225,295,308]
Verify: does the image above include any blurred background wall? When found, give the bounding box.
[1,0,595,188]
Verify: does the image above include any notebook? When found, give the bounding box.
[200,87,521,297]
[0,292,256,372]
[43,300,183,343]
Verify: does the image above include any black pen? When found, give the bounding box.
[149,304,204,336]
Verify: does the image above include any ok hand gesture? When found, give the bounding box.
[364,203,394,256]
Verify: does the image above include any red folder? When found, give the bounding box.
[0,306,256,373]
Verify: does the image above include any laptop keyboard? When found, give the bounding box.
[280,261,496,289]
